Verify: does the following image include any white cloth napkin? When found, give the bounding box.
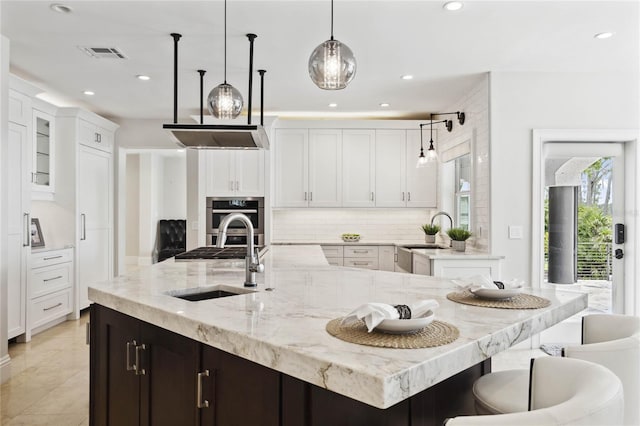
[452,275,524,292]
[341,300,440,332]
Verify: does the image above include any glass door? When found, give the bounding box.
[32,110,54,193]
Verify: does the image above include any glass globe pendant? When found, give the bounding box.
[207,83,243,119]
[308,0,356,90]
[208,0,243,119]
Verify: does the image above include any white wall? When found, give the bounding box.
[115,118,177,149]
[125,154,140,258]
[490,71,639,282]
[0,34,11,383]
[161,155,186,219]
[437,74,490,251]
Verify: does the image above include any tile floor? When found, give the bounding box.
[1,311,90,425]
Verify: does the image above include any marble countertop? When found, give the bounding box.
[411,248,505,260]
[89,245,586,409]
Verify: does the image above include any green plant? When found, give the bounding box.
[421,224,441,235]
[446,227,472,241]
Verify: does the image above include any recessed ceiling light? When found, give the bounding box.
[443,1,463,11]
[328,103,338,108]
[50,3,73,13]
[594,32,614,40]
[379,103,390,108]
[83,90,95,96]
[401,75,414,80]
[136,74,151,81]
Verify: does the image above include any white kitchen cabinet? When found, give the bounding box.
[406,130,437,208]
[7,122,31,340]
[378,245,396,272]
[375,130,407,207]
[431,258,502,279]
[309,129,342,207]
[412,255,431,276]
[342,130,375,207]
[8,88,31,126]
[29,248,73,335]
[274,129,308,207]
[32,109,55,194]
[203,150,265,197]
[274,129,341,207]
[56,108,117,314]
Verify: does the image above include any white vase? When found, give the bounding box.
[425,234,436,244]
[451,240,466,252]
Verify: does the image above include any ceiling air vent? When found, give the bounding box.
[78,46,127,59]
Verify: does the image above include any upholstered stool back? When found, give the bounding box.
[157,219,187,262]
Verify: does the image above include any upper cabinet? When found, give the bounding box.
[203,150,265,197]
[273,126,437,208]
[32,109,55,194]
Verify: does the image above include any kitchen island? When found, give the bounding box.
[89,245,586,425]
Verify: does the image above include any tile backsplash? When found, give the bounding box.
[272,209,436,242]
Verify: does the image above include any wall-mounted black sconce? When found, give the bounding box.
[432,111,466,132]
[416,111,466,167]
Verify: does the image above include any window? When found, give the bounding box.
[455,154,471,231]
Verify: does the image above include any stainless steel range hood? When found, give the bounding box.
[164,33,269,150]
[163,124,269,149]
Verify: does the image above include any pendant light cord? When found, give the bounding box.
[330,0,334,40]
[224,0,227,83]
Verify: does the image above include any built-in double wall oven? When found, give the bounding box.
[206,197,264,246]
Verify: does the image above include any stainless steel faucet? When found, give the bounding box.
[216,213,264,287]
[431,211,454,229]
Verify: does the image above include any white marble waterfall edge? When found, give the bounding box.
[89,245,587,409]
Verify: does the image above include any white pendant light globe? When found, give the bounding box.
[416,151,429,168]
[207,83,243,119]
[308,38,356,90]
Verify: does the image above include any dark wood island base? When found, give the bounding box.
[90,304,489,426]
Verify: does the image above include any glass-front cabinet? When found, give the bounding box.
[32,110,55,194]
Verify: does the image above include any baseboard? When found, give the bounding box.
[125,256,139,265]
[0,354,11,384]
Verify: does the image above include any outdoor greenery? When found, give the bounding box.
[544,158,613,280]
[421,224,441,235]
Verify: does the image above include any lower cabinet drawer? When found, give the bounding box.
[31,248,73,269]
[344,246,379,258]
[326,257,344,267]
[321,245,344,258]
[31,263,72,298]
[344,258,379,270]
[31,289,72,329]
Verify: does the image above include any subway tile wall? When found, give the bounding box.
[272,209,436,242]
[438,75,490,251]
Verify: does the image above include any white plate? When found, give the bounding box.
[470,287,522,300]
[375,310,434,334]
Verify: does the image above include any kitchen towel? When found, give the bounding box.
[341,300,439,333]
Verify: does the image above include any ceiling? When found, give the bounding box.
[1,1,637,122]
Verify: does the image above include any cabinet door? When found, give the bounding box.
[78,147,112,309]
[201,345,280,426]
[342,130,375,207]
[32,110,55,193]
[91,305,141,426]
[309,129,342,207]
[375,130,406,207]
[406,130,437,208]
[274,129,308,207]
[412,255,431,276]
[139,323,200,426]
[204,150,235,196]
[235,150,265,196]
[7,122,30,339]
[378,246,396,272]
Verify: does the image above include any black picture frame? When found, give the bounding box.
[31,218,45,248]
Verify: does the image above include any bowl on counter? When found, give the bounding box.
[341,233,361,242]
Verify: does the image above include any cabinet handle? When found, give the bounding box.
[126,340,136,371]
[353,261,370,266]
[43,275,63,282]
[353,250,369,254]
[98,133,102,143]
[43,302,62,311]
[197,370,210,408]
[44,255,63,261]
[408,192,411,202]
[230,180,234,191]
[80,214,86,240]
[23,213,30,247]
[31,172,36,183]
[86,322,91,346]
[371,192,374,201]
[304,192,307,201]
[310,192,313,201]
[402,192,405,201]
[235,181,240,191]
[135,344,146,375]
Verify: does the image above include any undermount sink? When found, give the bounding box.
[166,285,256,302]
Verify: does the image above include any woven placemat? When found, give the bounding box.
[326,318,459,349]
[446,290,551,309]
